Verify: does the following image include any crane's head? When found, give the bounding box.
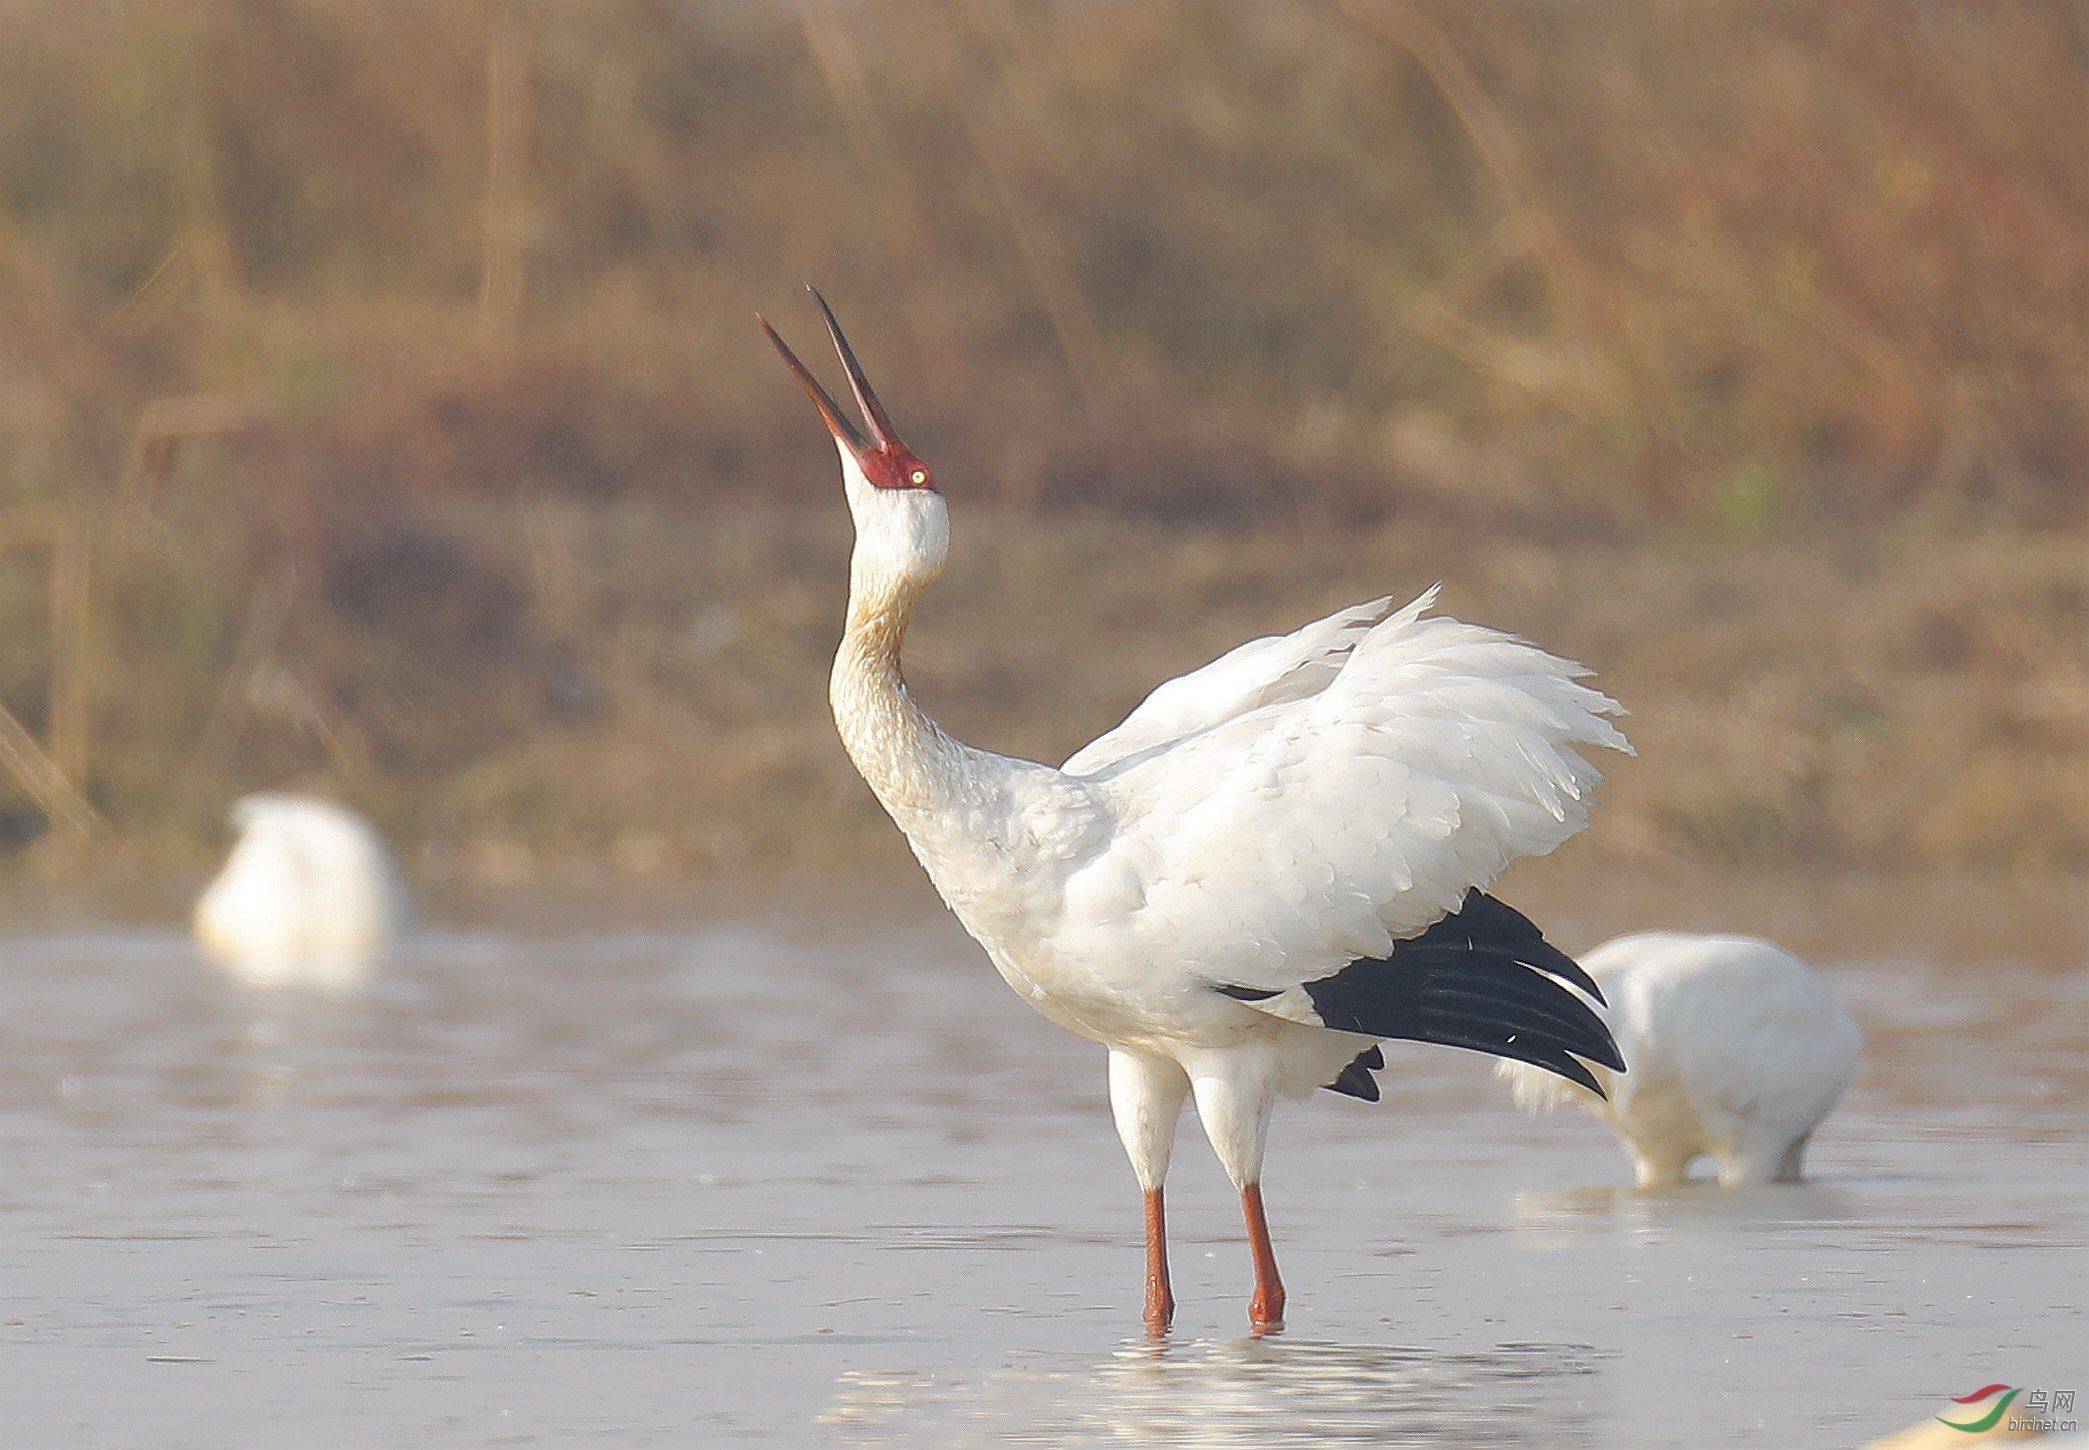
[761,289,948,590]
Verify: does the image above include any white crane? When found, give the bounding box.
[1497,932,1860,1187]
[762,290,1631,1332]
[193,793,409,989]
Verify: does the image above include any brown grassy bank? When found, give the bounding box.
[8,503,2083,889]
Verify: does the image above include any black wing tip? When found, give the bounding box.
[1493,1036,1608,1097]
[1568,1055,1610,1099]
[1325,1064,1381,1101]
[1422,963,1621,1067]
[1297,893,1626,1080]
[1542,1056,1607,1099]
[1306,962,1626,1074]
[1217,898,1626,1084]
[1454,891,1608,1007]
[1323,1044,1384,1101]
[1328,1033,1611,1099]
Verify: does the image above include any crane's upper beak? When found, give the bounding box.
[759,288,933,491]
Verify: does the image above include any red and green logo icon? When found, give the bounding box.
[1936,1385,2021,1433]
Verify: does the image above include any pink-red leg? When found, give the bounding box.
[1143,1187,1175,1334]
[1241,1182,1286,1330]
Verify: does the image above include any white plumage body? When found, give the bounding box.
[1496,932,1861,1186]
[765,291,1631,1325]
[860,584,1622,1049]
[193,794,409,988]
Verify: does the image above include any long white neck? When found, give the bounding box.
[829,551,980,837]
[828,520,1101,959]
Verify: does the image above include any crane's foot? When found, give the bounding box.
[1247,1286,1286,1333]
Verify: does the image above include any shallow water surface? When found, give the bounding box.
[0,911,2082,1446]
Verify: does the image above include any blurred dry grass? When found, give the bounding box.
[401,503,2089,885]
[0,0,2083,881]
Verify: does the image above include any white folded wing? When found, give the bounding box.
[1065,587,1630,985]
[1064,594,1402,777]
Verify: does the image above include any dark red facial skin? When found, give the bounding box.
[760,292,935,490]
[859,445,935,491]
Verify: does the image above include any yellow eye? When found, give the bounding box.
[910,469,928,485]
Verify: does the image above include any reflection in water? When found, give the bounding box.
[1510,1180,1862,1243]
[822,1337,1598,1448]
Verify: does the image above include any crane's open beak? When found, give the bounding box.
[759,313,865,454]
[761,289,934,490]
[759,287,906,456]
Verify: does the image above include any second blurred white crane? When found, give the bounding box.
[1497,932,1861,1187]
[194,794,409,989]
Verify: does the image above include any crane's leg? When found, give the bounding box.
[1108,1048,1189,1334]
[1716,1127,1801,1187]
[1240,1181,1285,1330]
[1629,1145,1691,1190]
[1184,1046,1284,1330]
[1141,1184,1172,1332]
[1773,1132,1814,1184]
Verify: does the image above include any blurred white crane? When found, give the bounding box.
[1496,932,1860,1187]
[762,290,1631,1332]
[194,794,409,989]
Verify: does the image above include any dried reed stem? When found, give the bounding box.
[47,515,91,785]
[951,97,1106,414]
[1332,0,1593,339]
[477,12,530,351]
[0,696,100,838]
